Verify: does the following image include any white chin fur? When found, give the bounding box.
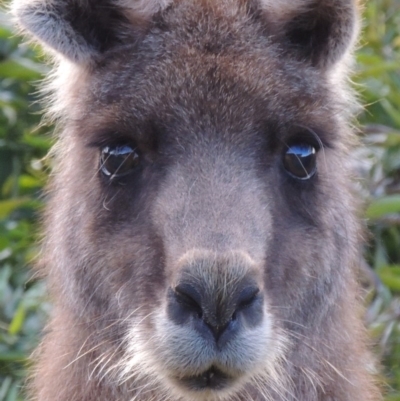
[120,304,290,401]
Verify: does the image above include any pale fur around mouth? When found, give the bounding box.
[119,304,290,401]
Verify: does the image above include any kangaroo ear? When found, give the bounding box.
[260,0,359,68]
[11,0,168,64]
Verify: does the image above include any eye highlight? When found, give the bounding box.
[282,143,317,180]
[100,144,140,178]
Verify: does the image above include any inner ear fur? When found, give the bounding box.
[260,0,359,69]
[11,0,150,64]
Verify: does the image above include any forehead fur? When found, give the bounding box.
[116,0,172,16]
[75,5,348,117]
[12,0,358,135]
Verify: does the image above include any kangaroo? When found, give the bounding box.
[12,0,382,400]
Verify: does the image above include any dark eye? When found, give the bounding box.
[282,143,317,179]
[100,145,140,178]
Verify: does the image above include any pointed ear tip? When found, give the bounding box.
[10,0,38,33]
[8,0,95,64]
[10,0,29,18]
[9,0,22,23]
[259,0,360,68]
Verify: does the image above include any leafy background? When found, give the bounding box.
[0,0,399,400]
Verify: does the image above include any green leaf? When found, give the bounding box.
[18,175,42,190]
[0,352,26,362]
[22,133,52,151]
[5,381,19,401]
[8,303,26,336]
[0,57,44,81]
[366,195,400,219]
[0,199,30,219]
[381,99,400,127]
[378,266,400,292]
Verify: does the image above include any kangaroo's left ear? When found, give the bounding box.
[259,0,360,69]
[11,0,170,65]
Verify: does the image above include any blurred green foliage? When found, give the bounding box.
[0,9,50,401]
[354,1,400,399]
[0,0,399,400]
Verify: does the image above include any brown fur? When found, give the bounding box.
[12,0,382,400]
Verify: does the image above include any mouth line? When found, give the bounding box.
[178,366,233,391]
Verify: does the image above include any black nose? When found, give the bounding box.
[167,281,263,347]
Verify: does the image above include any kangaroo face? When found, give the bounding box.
[12,1,381,401]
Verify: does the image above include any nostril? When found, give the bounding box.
[168,281,262,343]
[174,283,203,318]
[236,286,260,311]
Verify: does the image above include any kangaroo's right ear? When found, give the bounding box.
[11,0,169,64]
[258,0,359,69]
